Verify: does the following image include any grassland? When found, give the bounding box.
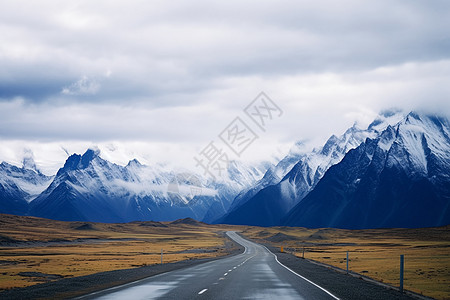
[1,214,448,300]
[241,226,450,300]
[0,214,237,292]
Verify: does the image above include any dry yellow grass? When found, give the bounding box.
[0,214,237,291]
[242,226,450,300]
[2,214,448,299]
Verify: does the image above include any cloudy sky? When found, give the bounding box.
[1,0,449,175]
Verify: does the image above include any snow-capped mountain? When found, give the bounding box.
[225,141,307,214]
[218,110,405,226]
[283,112,450,229]
[0,159,53,215]
[2,110,448,228]
[27,149,266,222]
[201,160,268,223]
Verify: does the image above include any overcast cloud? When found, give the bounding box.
[1,0,449,174]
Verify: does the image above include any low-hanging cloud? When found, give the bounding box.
[0,0,449,172]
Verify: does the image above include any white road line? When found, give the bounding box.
[224,272,228,276]
[228,269,232,272]
[198,288,208,295]
[233,267,237,269]
[262,245,340,300]
[239,254,256,266]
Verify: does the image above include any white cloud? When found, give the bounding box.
[0,0,449,173]
[61,75,100,95]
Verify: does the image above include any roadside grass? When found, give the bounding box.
[2,213,448,299]
[0,214,236,291]
[241,226,450,300]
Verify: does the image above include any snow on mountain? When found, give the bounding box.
[0,157,53,215]
[27,149,266,223]
[283,112,450,229]
[3,108,447,229]
[201,160,268,223]
[224,141,310,216]
[0,157,53,202]
[218,109,406,226]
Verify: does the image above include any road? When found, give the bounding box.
[80,231,339,300]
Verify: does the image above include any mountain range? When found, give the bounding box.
[0,110,449,228]
[217,110,404,226]
[1,149,266,222]
[283,112,450,228]
[216,111,449,228]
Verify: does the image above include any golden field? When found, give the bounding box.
[0,214,237,291]
[241,226,450,300]
[1,213,449,300]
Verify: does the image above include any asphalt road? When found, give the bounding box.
[79,231,339,300]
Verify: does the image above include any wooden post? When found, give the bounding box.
[400,255,404,292]
[161,249,163,264]
[302,246,305,259]
[346,251,349,273]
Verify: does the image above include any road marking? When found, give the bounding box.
[224,272,228,276]
[233,267,237,269]
[262,245,340,300]
[198,289,208,295]
[238,253,256,267]
[228,269,232,272]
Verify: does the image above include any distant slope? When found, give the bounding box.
[283,112,450,229]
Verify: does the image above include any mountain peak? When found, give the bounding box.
[405,111,421,123]
[127,158,142,167]
[80,148,100,168]
[320,134,339,156]
[22,156,37,171]
[20,149,40,173]
[57,149,101,175]
[367,109,405,133]
[380,107,403,118]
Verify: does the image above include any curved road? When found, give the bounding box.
[80,231,339,300]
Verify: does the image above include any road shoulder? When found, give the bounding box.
[266,245,428,300]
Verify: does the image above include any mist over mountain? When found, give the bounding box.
[0,111,449,228]
[0,148,266,223]
[217,110,404,226]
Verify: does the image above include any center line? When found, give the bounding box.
[198,289,208,295]
[224,272,228,276]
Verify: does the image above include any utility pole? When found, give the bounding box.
[346,251,349,273]
[400,255,404,293]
